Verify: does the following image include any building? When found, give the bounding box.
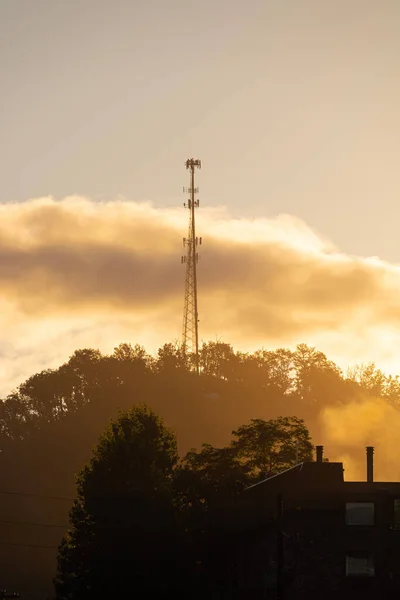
[236,446,400,599]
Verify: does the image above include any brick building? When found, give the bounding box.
[236,446,400,599]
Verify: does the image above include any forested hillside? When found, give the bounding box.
[0,340,398,597]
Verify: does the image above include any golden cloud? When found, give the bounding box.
[0,195,399,393]
[0,196,397,326]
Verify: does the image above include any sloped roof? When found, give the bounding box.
[244,461,345,493]
[245,462,304,491]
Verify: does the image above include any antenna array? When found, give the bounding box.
[181,158,202,373]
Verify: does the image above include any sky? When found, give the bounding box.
[1,0,400,395]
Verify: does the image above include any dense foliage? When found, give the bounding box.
[54,406,313,599]
[55,405,179,598]
[0,340,399,599]
[1,341,398,448]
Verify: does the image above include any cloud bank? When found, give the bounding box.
[0,195,400,394]
[320,397,400,481]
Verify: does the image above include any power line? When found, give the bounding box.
[0,518,68,529]
[0,490,74,501]
[0,540,58,549]
[0,491,71,543]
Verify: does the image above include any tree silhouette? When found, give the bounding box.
[1,340,400,598]
[232,416,314,477]
[54,404,178,599]
[156,342,189,373]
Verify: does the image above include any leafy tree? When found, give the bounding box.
[113,342,153,374]
[65,348,107,403]
[348,363,387,397]
[4,338,400,600]
[292,343,344,403]
[232,416,313,477]
[108,343,153,395]
[172,417,315,594]
[17,365,84,420]
[0,392,39,442]
[174,443,251,525]
[54,404,179,599]
[251,347,294,393]
[156,342,189,373]
[384,374,400,405]
[173,443,251,595]
[199,341,237,379]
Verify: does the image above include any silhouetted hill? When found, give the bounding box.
[0,341,399,597]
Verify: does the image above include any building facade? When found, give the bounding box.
[237,447,400,599]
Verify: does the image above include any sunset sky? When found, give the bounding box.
[1,0,400,395]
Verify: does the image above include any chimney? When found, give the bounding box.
[366,446,374,482]
[316,445,324,463]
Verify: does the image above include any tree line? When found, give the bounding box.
[54,405,314,598]
[0,340,399,598]
[1,341,399,448]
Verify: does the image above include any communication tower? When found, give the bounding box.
[181,158,202,373]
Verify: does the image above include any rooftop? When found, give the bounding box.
[243,445,400,504]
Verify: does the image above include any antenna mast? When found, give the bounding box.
[181,158,202,374]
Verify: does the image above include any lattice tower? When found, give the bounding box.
[181,158,202,373]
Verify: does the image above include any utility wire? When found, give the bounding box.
[0,490,74,501]
[0,491,71,546]
[0,489,152,547]
[0,518,68,528]
[0,540,58,549]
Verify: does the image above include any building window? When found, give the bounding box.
[394,499,400,530]
[345,502,374,525]
[346,554,375,577]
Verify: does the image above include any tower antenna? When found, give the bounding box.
[181,158,202,374]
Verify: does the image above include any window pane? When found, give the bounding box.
[394,499,400,530]
[346,555,375,577]
[346,502,374,525]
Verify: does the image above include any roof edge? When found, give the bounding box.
[244,462,304,491]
